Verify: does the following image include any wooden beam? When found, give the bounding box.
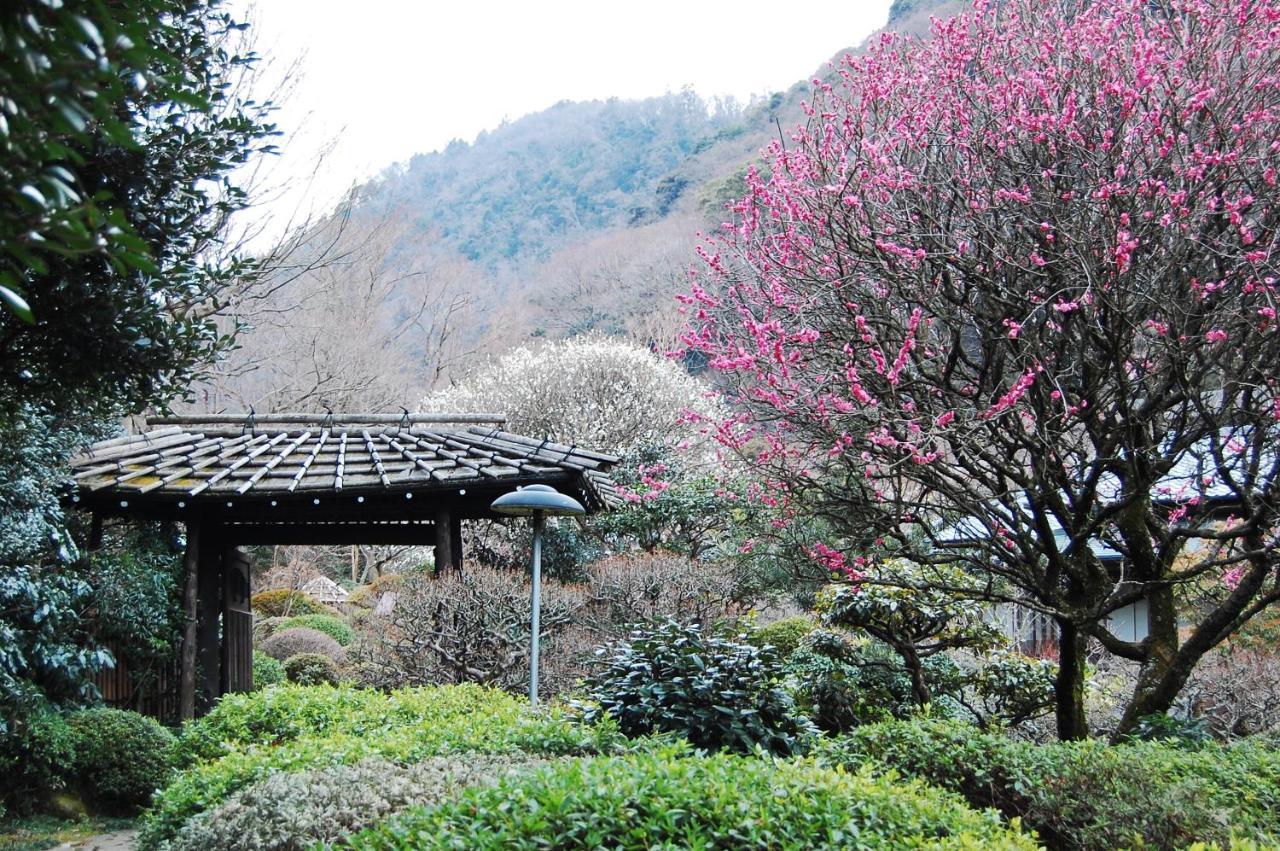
[223,521,439,546]
[178,521,200,721]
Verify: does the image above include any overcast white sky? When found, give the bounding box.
[236,1,893,233]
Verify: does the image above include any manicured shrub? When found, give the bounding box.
[259,626,342,662]
[815,718,1280,849]
[276,613,353,646]
[750,615,815,658]
[0,708,76,814]
[579,619,812,755]
[251,651,285,691]
[346,749,1037,850]
[161,754,548,851]
[283,653,339,686]
[68,707,176,813]
[250,589,334,618]
[141,684,624,850]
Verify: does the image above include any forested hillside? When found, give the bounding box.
[198,0,959,413]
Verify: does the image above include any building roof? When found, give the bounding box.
[69,415,622,525]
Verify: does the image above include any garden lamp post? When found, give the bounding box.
[490,483,585,706]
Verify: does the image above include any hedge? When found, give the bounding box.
[814,718,1280,849]
[139,685,623,850]
[345,748,1036,849]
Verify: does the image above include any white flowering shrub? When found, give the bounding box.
[159,754,548,851]
[423,336,721,457]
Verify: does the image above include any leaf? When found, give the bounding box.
[0,284,35,323]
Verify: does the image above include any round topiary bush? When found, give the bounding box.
[284,653,340,686]
[277,614,354,646]
[579,619,812,755]
[751,616,816,658]
[251,589,335,618]
[252,650,286,691]
[260,626,343,662]
[67,707,176,813]
[345,750,1037,849]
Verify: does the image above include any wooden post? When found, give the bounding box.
[88,513,104,551]
[178,521,200,722]
[450,514,464,571]
[434,507,453,573]
[196,533,223,712]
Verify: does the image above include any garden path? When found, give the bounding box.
[49,829,136,851]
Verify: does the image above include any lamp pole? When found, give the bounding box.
[490,484,585,707]
[529,512,543,704]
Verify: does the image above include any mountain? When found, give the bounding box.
[208,0,962,412]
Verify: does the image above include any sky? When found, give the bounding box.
[235,1,893,237]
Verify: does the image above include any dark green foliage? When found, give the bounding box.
[749,616,815,658]
[578,620,812,755]
[277,614,354,646]
[250,651,285,691]
[345,749,1037,850]
[250,589,334,618]
[1126,712,1214,749]
[0,707,76,814]
[283,653,340,686]
[67,708,176,813]
[816,718,1280,849]
[0,565,110,734]
[0,0,276,412]
[1,0,273,743]
[86,524,185,692]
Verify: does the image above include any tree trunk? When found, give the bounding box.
[1113,585,1178,738]
[1055,619,1089,740]
[897,641,932,707]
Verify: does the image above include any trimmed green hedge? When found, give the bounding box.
[283,652,340,686]
[345,748,1036,849]
[276,613,354,646]
[815,719,1280,849]
[140,685,623,850]
[250,650,285,691]
[68,708,176,814]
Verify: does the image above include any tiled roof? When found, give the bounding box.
[70,420,621,511]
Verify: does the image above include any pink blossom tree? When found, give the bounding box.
[683,0,1280,739]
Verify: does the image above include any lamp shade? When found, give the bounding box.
[490,483,585,517]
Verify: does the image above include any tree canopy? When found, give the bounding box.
[0,0,275,730]
[684,0,1280,739]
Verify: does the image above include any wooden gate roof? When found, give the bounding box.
[69,414,621,526]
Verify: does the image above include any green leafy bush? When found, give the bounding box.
[1126,712,1214,748]
[251,651,284,691]
[283,653,339,686]
[259,627,342,662]
[346,748,1037,850]
[68,708,176,813]
[250,590,334,618]
[0,707,76,814]
[815,718,1280,849]
[162,754,548,851]
[142,685,623,850]
[750,616,815,658]
[276,614,353,646]
[578,619,812,755]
